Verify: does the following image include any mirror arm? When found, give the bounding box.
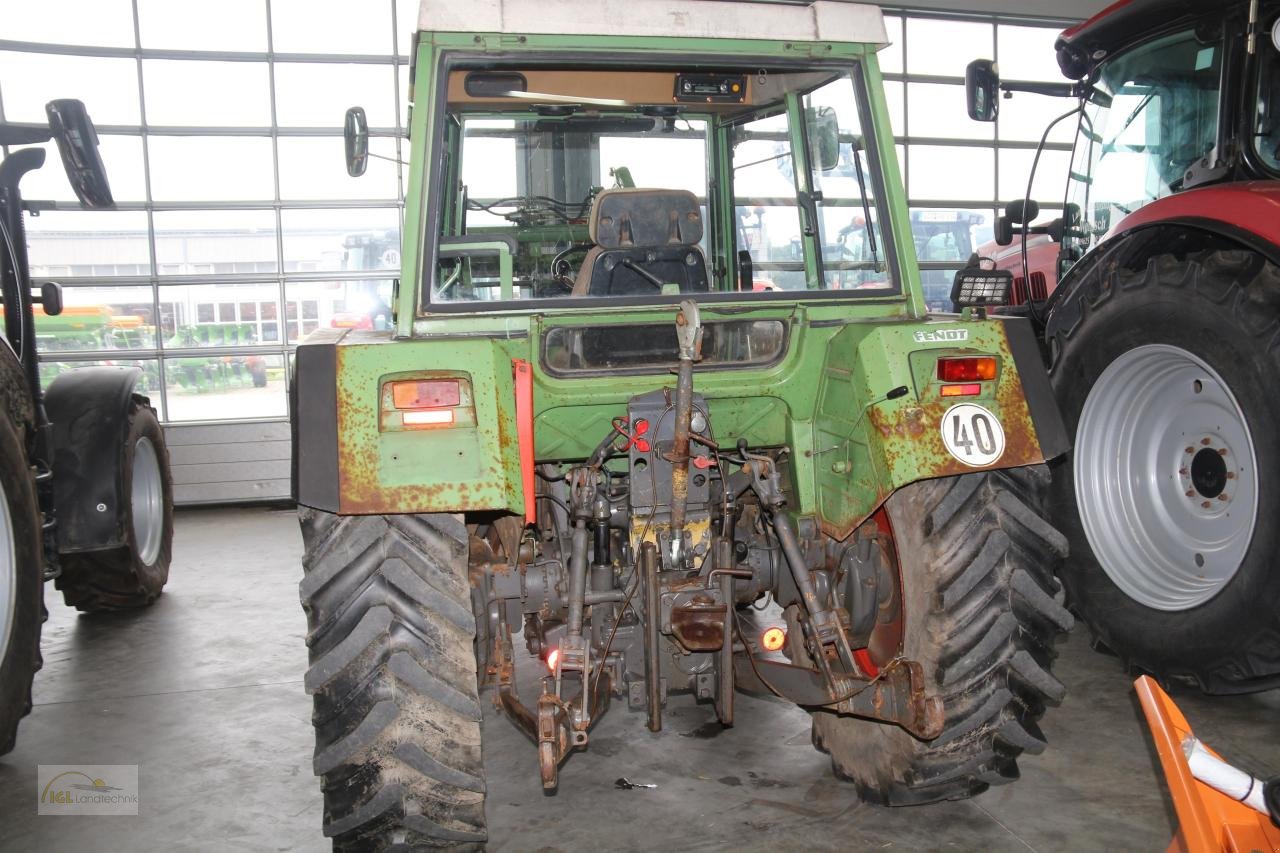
[1000,80,1082,99]
[366,150,409,167]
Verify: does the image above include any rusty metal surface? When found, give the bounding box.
[734,653,943,739]
[669,596,727,652]
[814,317,1049,541]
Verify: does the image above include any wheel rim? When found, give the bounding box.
[1075,344,1258,611]
[131,437,164,566]
[0,480,16,666]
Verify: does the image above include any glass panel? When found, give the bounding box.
[277,137,399,200]
[396,0,419,58]
[24,210,152,277]
[909,208,993,311]
[907,82,993,141]
[148,137,275,202]
[806,76,894,292]
[905,18,992,78]
[137,0,268,51]
[598,128,707,194]
[143,60,272,126]
[883,80,904,137]
[732,111,804,290]
[153,210,279,276]
[907,144,994,202]
[996,25,1065,84]
[399,63,411,130]
[432,64,888,305]
[3,0,136,48]
[270,0,394,54]
[879,16,904,75]
[998,148,1072,206]
[997,92,1080,144]
[39,360,164,419]
[274,62,397,128]
[0,52,140,125]
[286,280,396,341]
[158,282,281,347]
[1253,29,1280,171]
[543,320,786,374]
[281,208,400,272]
[33,284,158,352]
[1066,29,1223,255]
[15,136,146,204]
[164,353,286,422]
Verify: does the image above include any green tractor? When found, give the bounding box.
[1,101,175,756]
[293,1,1073,847]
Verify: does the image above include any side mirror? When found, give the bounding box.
[1005,198,1039,225]
[994,216,1014,246]
[344,106,369,177]
[35,281,64,316]
[45,99,113,209]
[805,106,841,172]
[965,60,1000,122]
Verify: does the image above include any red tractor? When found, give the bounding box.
[964,0,1280,693]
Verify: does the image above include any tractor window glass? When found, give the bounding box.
[1066,29,1222,254]
[428,65,894,306]
[805,76,892,293]
[730,112,806,291]
[1254,21,1280,173]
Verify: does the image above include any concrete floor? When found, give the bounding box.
[1,506,1278,852]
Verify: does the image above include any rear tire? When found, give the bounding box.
[1048,250,1280,693]
[299,508,486,851]
[56,397,173,611]
[0,412,44,756]
[801,468,1072,804]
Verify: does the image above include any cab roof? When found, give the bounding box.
[417,0,888,47]
[1055,0,1237,78]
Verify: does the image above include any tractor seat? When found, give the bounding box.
[572,188,709,297]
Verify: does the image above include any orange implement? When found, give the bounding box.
[1134,675,1280,853]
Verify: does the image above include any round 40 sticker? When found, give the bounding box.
[941,403,1006,467]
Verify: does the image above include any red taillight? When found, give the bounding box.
[392,379,461,409]
[546,648,560,672]
[937,357,997,383]
[940,383,983,397]
[760,627,787,652]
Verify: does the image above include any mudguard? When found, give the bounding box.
[44,366,144,553]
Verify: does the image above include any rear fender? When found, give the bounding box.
[44,366,144,552]
[292,329,523,516]
[814,315,1067,541]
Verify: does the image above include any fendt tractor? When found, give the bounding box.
[292,1,1076,847]
[0,102,175,754]
[963,0,1280,694]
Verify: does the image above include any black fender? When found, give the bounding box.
[44,366,146,553]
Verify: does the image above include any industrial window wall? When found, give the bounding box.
[0,2,1075,504]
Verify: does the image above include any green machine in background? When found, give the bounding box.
[292,2,1072,848]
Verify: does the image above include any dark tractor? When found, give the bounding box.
[0,100,175,755]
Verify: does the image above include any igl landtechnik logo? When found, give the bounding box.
[38,765,139,815]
